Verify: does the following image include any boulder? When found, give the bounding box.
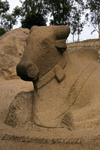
[5,91,33,127]
[0,28,30,79]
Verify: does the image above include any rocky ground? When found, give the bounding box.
[1,139,100,150]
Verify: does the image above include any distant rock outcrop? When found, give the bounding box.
[0,28,30,79]
[67,40,100,54]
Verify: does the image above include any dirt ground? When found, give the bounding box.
[0,77,100,150]
[1,140,100,150]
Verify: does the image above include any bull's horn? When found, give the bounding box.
[30,26,38,33]
[54,25,70,40]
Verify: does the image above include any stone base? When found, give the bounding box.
[1,91,100,144]
[1,119,100,144]
[1,109,100,145]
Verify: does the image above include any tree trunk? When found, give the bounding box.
[98,22,100,39]
[98,15,100,39]
[77,19,80,42]
[99,29,100,39]
[51,0,55,25]
[73,34,74,43]
[77,4,80,42]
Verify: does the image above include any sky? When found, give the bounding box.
[8,0,98,43]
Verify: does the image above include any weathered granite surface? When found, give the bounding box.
[68,41,100,54]
[2,26,100,147]
[0,28,30,79]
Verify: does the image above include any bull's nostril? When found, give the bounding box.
[27,64,39,80]
[16,62,39,81]
[16,63,28,80]
[16,63,23,77]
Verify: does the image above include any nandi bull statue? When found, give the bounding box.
[5,25,100,131]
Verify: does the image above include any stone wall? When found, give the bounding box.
[67,42,100,54]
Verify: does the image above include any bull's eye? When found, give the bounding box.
[42,38,49,45]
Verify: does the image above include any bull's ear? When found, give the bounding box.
[55,39,67,52]
[54,26,70,52]
[30,26,38,33]
[54,25,70,40]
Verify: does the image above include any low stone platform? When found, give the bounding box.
[1,112,100,145]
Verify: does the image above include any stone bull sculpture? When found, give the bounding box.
[5,26,100,130]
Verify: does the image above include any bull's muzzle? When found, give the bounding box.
[16,61,39,81]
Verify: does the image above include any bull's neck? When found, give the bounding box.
[34,51,68,90]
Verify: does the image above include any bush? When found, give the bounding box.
[21,13,46,29]
[0,27,6,36]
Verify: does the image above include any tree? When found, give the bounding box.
[44,0,73,25]
[0,0,9,15]
[0,0,9,31]
[44,0,84,41]
[19,0,47,27]
[19,0,85,41]
[70,1,85,42]
[1,14,17,31]
[19,0,48,19]
[12,6,21,19]
[85,0,100,39]
[21,13,46,29]
[0,0,21,31]
[0,27,6,35]
[1,6,21,31]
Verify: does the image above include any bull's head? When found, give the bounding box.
[16,25,70,82]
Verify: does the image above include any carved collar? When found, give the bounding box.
[34,51,67,90]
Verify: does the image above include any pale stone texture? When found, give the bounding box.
[2,26,100,147]
[0,28,30,79]
[6,26,100,131]
[16,26,70,128]
[5,91,33,127]
[68,41,100,54]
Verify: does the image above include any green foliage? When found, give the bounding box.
[12,6,21,18]
[70,4,85,35]
[0,0,9,14]
[43,0,85,41]
[70,0,85,41]
[85,0,100,38]
[20,0,48,19]
[0,0,85,41]
[19,0,47,29]
[44,0,73,25]
[0,0,86,40]
[1,14,17,30]
[21,13,46,29]
[85,0,100,25]
[0,27,6,35]
[0,0,21,31]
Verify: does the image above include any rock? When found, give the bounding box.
[5,91,34,127]
[16,25,100,130]
[67,40,100,54]
[0,28,30,79]
[16,26,70,128]
[2,26,100,146]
